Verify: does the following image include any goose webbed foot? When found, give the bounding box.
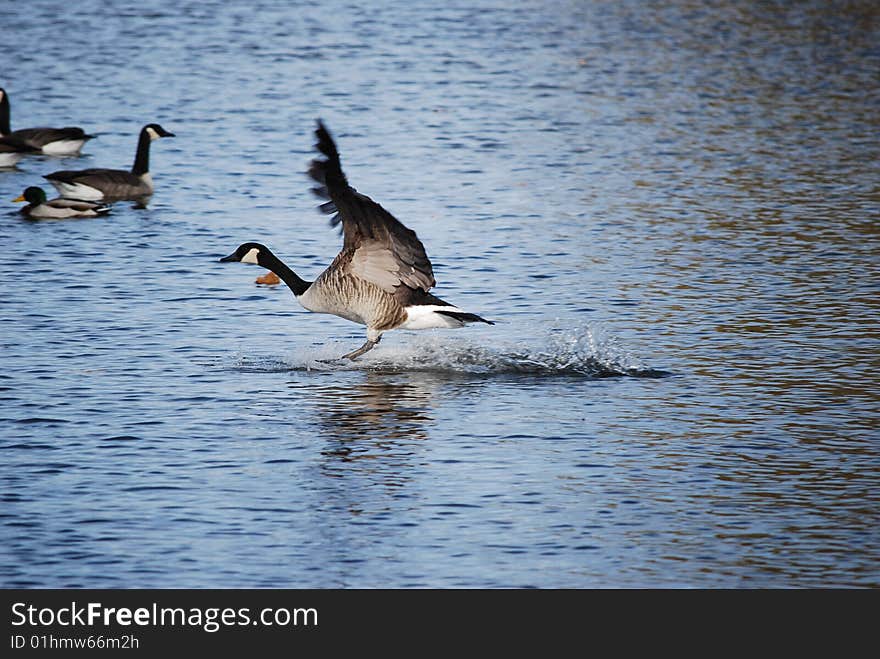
[341,336,381,361]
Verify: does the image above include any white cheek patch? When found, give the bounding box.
[241,248,260,264]
[146,126,160,140]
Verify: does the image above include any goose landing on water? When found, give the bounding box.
[220,120,493,361]
[44,123,174,202]
[0,87,95,156]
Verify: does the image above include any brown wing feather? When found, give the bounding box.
[308,120,436,292]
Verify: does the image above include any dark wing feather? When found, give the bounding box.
[45,168,138,186]
[308,120,436,292]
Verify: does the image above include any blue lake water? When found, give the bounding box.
[1,0,878,587]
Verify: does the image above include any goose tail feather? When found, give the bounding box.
[433,309,495,325]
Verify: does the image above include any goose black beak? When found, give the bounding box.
[164,132,176,138]
[219,252,238,263]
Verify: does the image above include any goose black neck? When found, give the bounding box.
[0,93,10,135]
[261,251,311,296]
[131,129,152,176]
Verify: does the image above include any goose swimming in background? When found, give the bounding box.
[220,120,493,361]
[44,123,175,201]
[0,87,95,155]
[0,135,39,168]
[13,186,110,219]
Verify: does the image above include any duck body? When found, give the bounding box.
[13,186,110,219]
[44,123,173,201]
[220,121,492,360]
[0,88,95,155]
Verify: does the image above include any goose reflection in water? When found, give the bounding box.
[302,370,445,483]
[309,371,482,486]
[304,372,432,492]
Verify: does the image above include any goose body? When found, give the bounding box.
[13,186,110,219]
[220,120,492,360]
[44,123,174,201]
[0,135,39,167]
[0,87,95,155]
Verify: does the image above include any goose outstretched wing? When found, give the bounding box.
[308,120,435,293]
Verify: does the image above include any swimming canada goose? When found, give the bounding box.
[220,120,493,361]
[44,123,175,201]
[0,87,95,155]
[13,186,110,219]
[0,135,39,168]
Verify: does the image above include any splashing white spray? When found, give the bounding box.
[232,322,664,377]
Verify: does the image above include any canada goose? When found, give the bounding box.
[44,123,175,201]
[220,120,493,361]
[0,135,39,168]
[13,186,110,219]
[0,87,95,155]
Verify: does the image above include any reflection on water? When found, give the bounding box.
[308,371,439,487]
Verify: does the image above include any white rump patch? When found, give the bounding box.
[48,181,104,201]
[241,247,261,264]
[401,305,468,330]
[41,139,87,156]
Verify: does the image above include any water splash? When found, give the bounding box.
[232,323,667,378]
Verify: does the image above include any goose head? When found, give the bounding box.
[13,186,47,205]
[220,242,269,266]
[144,123,175,140]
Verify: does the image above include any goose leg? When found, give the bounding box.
[342,334,381,361]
